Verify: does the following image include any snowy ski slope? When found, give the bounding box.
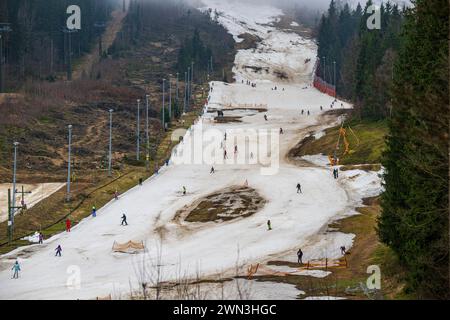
[0,0,381,300]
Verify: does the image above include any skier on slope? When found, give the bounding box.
[66,219,71,232]
[279,128,284,134]
[55,245,62,257]
[224,149,228,160]
[38,232,44,244]
[114,190,119,200]
[267,220,272,231]
[264,114,268,121]
[297,249,303,264]
[182,186,187,196]
[121,214,128,226]
[296,183,302,194]
[92,206,97,217]
[210,166,215,174]
[11,260,21,279]
[301,109,304,115]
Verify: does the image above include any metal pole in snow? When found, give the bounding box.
[66,125,72,201]
[108,109,113,177]
[145,94,150,171]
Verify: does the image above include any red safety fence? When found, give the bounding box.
[313,59,336,98]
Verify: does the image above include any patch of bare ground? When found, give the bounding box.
[236,33,262,50]
[175,186,266,223]
[214,116,242,123]
[340,164,382,172]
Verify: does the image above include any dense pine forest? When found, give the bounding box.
[317,0,403,119]
[318,0,449,298]
[379,0,449,299]
[0,0,118,89]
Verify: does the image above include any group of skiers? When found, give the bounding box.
[242,79,257,88]
[301,109,310,116]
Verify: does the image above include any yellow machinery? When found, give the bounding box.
[328,123,359,166]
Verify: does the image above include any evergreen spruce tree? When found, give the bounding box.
[379,0,449,298]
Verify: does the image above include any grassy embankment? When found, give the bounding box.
[260,119,413,299]
[0,93,204,255]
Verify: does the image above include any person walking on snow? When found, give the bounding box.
[11,260,21,279]
[296,183,302,194]
[92,206,97,217]
[297,249,303,264]
[66,219,71,232]
[121,214,128,226]
[55,245,62,257]
[267,220,272,231]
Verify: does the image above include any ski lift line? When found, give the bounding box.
[0,169,135,248]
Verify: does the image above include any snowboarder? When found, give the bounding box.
[210,166,215,174]
[38,232,43,244]
[55,245,62,257]
[340,246,346,255]
[267,220,272,231]
[92,206,97,217]
[182,186,187,196]
[296,183,302,194]
[121,214,128,226]
[297,249,303,264]
[66,219,71,232]
[11,260,20,279]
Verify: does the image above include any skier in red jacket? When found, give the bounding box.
[66,219,71,232]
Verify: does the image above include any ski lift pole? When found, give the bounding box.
[7,188,11,243]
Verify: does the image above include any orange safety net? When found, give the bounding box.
[112,240,145,253]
